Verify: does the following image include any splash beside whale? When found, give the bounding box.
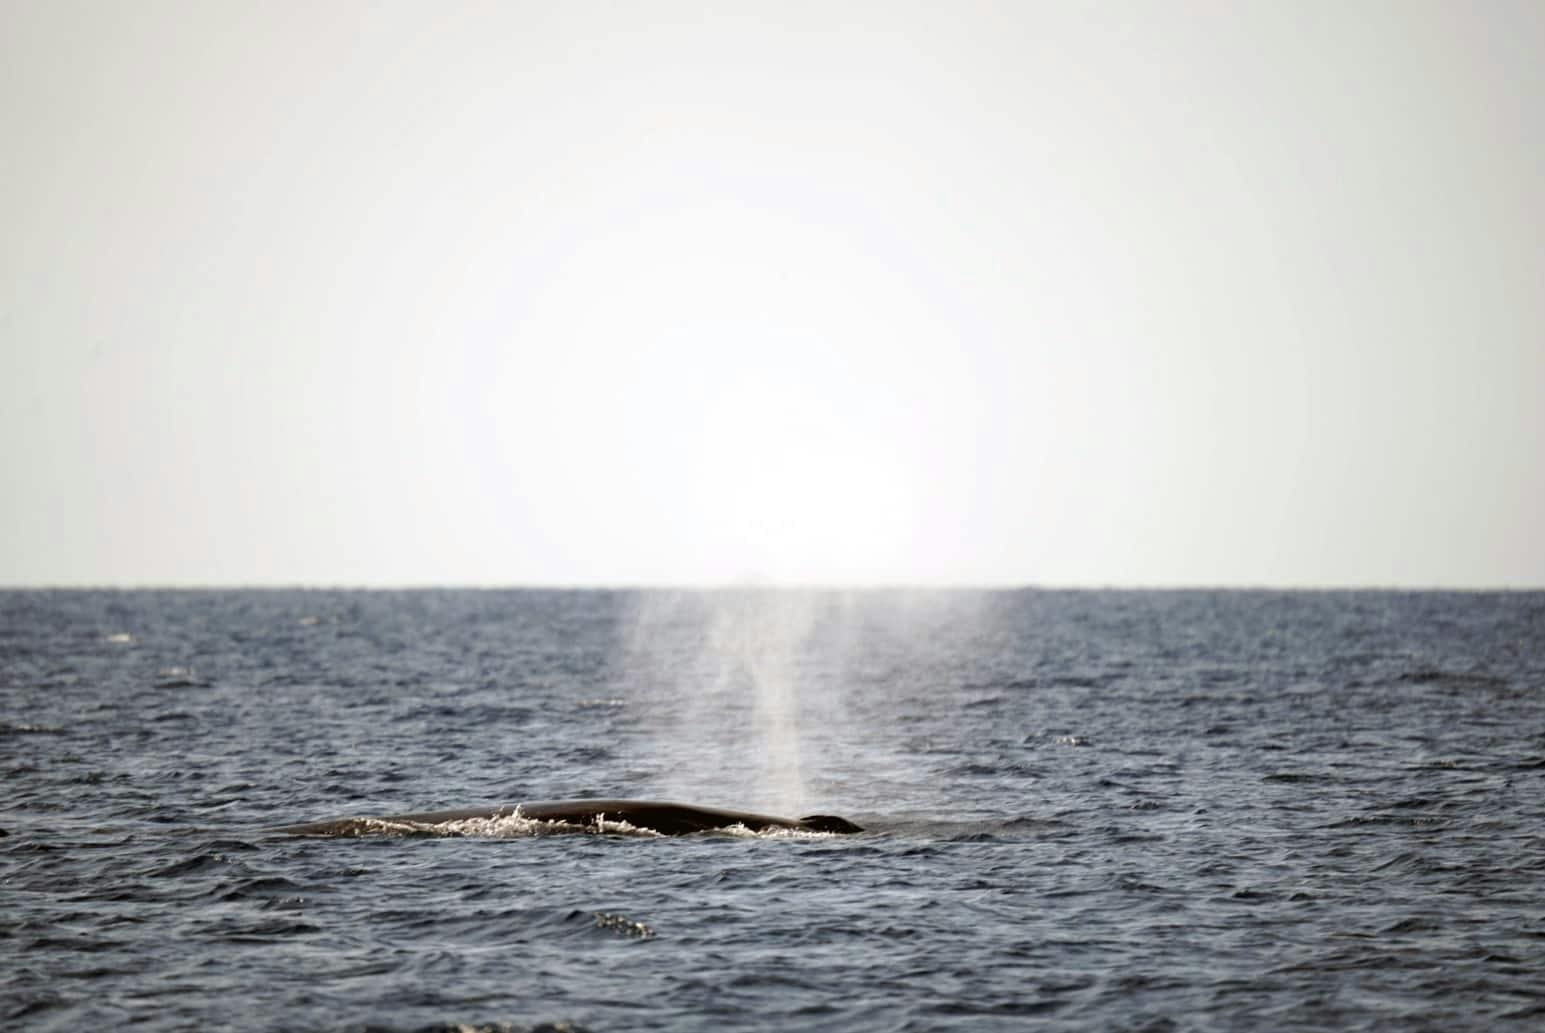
[267,799,863,837]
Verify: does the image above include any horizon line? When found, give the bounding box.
[2,580,1540,593]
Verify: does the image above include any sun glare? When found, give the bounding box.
[685,364,916,584]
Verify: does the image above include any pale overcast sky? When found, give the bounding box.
[3,2,1541,587]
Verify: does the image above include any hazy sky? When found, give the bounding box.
[3,2,1542,587]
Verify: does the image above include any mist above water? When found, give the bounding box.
[614,588,994,816]
[618,589,823,814]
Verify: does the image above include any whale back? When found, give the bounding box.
[798,814,865,834]
[518,799,803,834]
[270,799,863,837]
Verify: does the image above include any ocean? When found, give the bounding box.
[3,588,1543,1031]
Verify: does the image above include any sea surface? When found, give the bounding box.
[3,588,1544,1032]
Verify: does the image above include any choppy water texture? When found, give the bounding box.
[4,589,1544,1032]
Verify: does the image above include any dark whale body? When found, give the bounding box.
[268,799,862,837]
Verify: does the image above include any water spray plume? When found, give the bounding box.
[621,587,821,814]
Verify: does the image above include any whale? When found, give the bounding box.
[268,799,863,837]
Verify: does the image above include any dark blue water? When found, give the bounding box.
[4,589,1544,1031]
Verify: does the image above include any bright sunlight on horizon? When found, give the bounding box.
[3,2,1542,588]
